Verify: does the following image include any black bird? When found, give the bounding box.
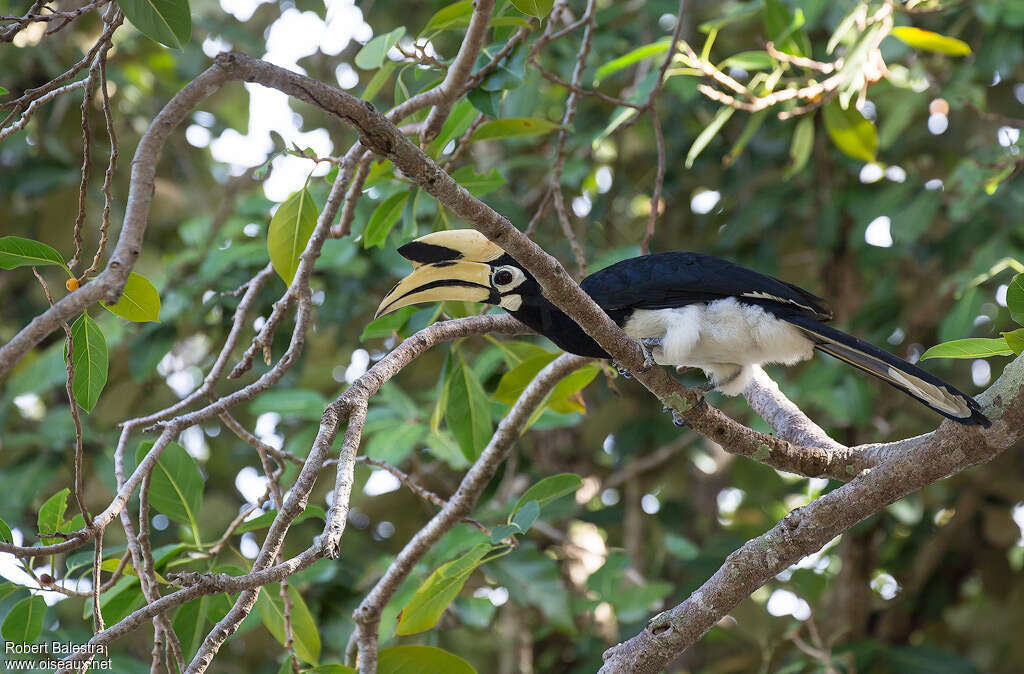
[375,230,989,426]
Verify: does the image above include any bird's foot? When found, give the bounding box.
[662,406,690,428]
[611,361,631,379]
[636,338,662,374]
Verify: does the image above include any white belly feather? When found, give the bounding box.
[623,298,814,395]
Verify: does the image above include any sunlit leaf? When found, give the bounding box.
[378,645,476,674]
[423,1,473,33]
[593,39,672,84]
[471,118,561,141]
[1006,273,1024,325]
[355,26,406,69]
[363,192,410,248]
[510,0,552,19]
[69,312,108,413]
[396,543,491,635]
[118,0,192,49]
[511,473,582,515]
[101,272,161,322]
[718,50,774,71]
[685,106,734,168]
[0,518,11,543]
[919,337,1013,360]
[0,236,66,270]
[891,26,971,56]
[822,99,877,163]
[1002,328,1024,354]
[267,187,319,284]
[1,595,45,644]
[257,583,321,665]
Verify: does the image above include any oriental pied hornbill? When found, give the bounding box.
[375,230,989,427]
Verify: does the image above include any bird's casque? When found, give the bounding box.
[376,230,989,427]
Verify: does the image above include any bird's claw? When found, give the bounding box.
[662,406,690,428]
[636,338,661,374]
[611,361,631,379]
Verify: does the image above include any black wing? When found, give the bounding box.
[580,251,832,322]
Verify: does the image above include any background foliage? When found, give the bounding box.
[1,0,1023,672]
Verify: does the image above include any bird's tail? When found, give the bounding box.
[784,316,990,427]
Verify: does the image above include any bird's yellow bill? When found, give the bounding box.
[375,260,492,318]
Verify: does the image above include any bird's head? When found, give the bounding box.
[375,229,536,319]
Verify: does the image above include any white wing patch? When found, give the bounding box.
[741,291,817,313]
[886,367,973,418]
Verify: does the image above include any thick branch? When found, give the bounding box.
[599,354,1024,673]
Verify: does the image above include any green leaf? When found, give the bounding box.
[446,349,492,461]
[546,364,599,414]
[361,60,398,101]
[249,389,327,421]
[510,0,552,19]
[1001,329,1024,354]
[355,26,406,70]
[99,558,168,583]
[920,338,1013,360]
[891,26,971,56]
[467,88,501,118]
[1,595,45,644]
[268,187,319,284]
[363,192,410,248]
[685,106,734,168]
[490,523,521,543]
[511,499,539,532]
[173,596,209,660]
[136,441,203,540]
[234,505,326,534]
[664,532,700,560]
[118,0,192,49]
[37,488,71,545]
[1006,273,1024,325]
[822,99,877,163]
[451,166,507,196]
[423,1,473,33]
[0,86,7,95]
[366,423,426,465]
[378,645,476,674]
[363,159,395,189]
[0,236,66,270]
[396,543,491,635]
[511,474,582,515]
[718,50,774,71]
[100,272,161,322]
[471,118,561,141]
[0,517,11,543]
[257,583,321,665]
[593,39,672,85]
[783,115,815,179]
[492,352,558,404]
[68,312,108,413]
[489,543,573,630]
[763,0,809,56]
[305,667,357,674]
[430,99,478,156]
[361,305,417,341]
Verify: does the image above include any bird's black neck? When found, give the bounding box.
[507,294,611,358]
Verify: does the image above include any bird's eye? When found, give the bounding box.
[494,269,514,285]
